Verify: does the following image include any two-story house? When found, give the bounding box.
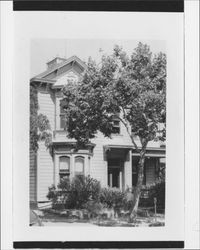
[30,56,165,207]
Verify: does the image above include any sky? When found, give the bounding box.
[31,39,166,77]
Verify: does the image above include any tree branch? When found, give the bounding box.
[116,115,139,152]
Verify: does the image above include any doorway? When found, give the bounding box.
[107,159,123,189]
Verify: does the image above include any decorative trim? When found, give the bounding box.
[30,77,56,84]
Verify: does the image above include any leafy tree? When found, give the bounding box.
[61,42,166,219]
[30,84,52,152]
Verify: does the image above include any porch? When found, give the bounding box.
[104,145,166,191]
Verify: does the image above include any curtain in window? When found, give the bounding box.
[59,156,70,181]
[59,156,70,171]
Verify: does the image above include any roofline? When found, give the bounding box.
[104,145,165,151]
[33,55,87,79]
[132,146,166,152]
[30,77,56,84]
[47,56,66,64]
[52,141,96,148]
[104,145,134,149]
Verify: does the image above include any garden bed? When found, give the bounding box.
[40,208,165,227]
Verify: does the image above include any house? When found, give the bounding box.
[30,56,165,207]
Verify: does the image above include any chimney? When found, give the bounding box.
[46,57,66,69]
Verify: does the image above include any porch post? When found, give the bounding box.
[124,150,132,189]
[71,155,75,178]
[84,156,88,176]
[109,173,112,187]
[55,154,59,187]
[119,171,122,190]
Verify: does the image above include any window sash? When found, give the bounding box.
[59,101,66,129]
[75,156,84,174]
[59,156,70,171]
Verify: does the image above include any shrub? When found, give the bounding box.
[66,175,101,209]
[46,185,57,203]
[47,175,101,209]
[139,181,165,211]
[83,201,104,217]
[123,188,135,211]
[99,188,125,210]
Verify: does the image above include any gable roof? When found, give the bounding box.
[31,55,87,81]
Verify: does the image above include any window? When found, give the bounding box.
[59,156,70,181]
[60,101,66,129]
[75,156,84,175]
[111,114,120,134]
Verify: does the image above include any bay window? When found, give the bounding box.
[59,156,70,181]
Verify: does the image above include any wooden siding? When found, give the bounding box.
[37,88,55,201]
[90,129,133,188]
[37,142,54,201]
[38,87,55,130]
[90,135,107,187]
[30,149,37,202]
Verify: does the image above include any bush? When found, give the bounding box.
[47,175,101,209]
[83,201,104,217]
[99,188,125,210]
[67,175,101,209]
[139,181,165,211]
[46,185,57,203]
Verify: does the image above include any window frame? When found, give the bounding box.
[59,156,70,181]
[59,100,66,130]
[74,156,85,176]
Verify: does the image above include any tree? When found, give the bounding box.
[61,42,166,219]
[30,84,52,153]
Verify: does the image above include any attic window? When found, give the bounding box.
[111,114,120,134]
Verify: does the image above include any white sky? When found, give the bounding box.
[31,39,166,77]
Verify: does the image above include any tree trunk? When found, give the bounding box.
[130,146,146,221]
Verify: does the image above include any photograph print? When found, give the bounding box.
[30,39,166,227]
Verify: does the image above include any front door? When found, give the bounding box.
[108,167,120,188]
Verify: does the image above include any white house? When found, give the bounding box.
[30,56,165,207]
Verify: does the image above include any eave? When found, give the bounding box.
[132,147,166,157]
[104,144,134,150]
[51,141,96,149]
[30,77,56,84]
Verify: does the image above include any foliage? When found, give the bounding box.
[61,42,166,146]
[139,181,165,210]
[67,175,101,209]
[47,175,101,209]
[156,162,166,182]
[30,84,52,152]
[60,42,166,215]
[99,188,125,210]
[46,185,57,203]
[83,200,104,215]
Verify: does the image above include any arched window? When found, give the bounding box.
[75,156,84,175]
[59,156,70,181]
